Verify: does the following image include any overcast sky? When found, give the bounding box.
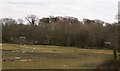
[0,0,119,23]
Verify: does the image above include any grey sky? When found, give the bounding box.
[0,0,119,23]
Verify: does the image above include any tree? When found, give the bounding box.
[18,19,24,24]
[0,18,17,26]
[2,16,119,50]
[83,19,94,24]
[26,15,38,25]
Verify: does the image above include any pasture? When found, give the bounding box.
[2,44,114,69]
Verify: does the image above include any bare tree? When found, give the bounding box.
[0,18,17,26]
[26,15,38,25]
[18,19,24,24]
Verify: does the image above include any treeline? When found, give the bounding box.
[1,15,120,49]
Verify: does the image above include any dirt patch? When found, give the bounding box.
[2,50,13,51]
[96,59,120,69]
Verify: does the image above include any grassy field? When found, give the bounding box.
[2,43,115,69]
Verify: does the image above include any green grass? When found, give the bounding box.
[2,43,114,69]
